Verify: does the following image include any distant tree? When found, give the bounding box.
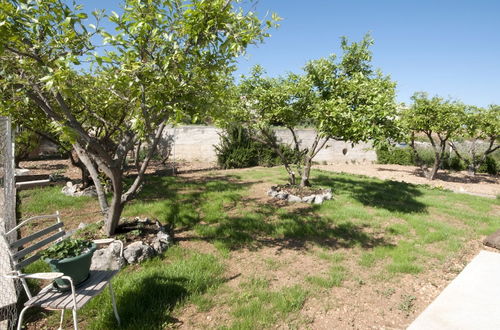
[0,0,276,235]
[233,35,398,187]
[449,105,499,174]
[402,92,466,180]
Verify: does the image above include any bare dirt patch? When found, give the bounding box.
[314,163,499,198]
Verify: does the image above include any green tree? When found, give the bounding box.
[0,0,275,235]
[449,105,500,174]
[233,35,397,187]
[402,92,466,180]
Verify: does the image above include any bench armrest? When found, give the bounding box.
[4,271,64,280]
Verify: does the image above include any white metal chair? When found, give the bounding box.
[2,211,123,330]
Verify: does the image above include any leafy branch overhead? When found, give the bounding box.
[0,0,278,235]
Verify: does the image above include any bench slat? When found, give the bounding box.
[56,270,110,309]
[10,223,64,249]
[15,254,41,270]
[12,231,65,261]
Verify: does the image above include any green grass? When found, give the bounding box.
[19,185,95,216]
[306,264,346,288]
[18,166,500,329]
[81,246,225,330]
[223,278,308,329]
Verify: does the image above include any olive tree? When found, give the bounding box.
[402,92,466,180]
[234,35,397,187]
[0,0,275,235]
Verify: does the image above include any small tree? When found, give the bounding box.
[402,92,466,180]
[0,0,275,235]
[234,35,398,187]
[449,105,499,174]
[235,66,306,185]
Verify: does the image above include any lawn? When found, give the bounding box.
[19,167,500,329]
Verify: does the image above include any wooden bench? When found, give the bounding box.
[2,212,122,330]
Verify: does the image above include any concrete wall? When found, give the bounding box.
[164,125,377,164]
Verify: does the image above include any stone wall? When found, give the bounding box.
[163,125,377,164]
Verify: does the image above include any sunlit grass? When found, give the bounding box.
[19,166,499,329]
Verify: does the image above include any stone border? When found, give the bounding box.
[267,186,333,204]
[85,217,172,270]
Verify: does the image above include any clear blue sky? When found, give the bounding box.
[235,0,500,107]
[81,0,500,107]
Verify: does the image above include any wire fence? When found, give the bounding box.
[0,116,20,330]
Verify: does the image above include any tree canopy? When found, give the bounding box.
[231,34,398,186]
[0,0,277,235]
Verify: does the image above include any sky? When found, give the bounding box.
[81,0,500,107]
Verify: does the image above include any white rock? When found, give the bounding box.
[302,195,316,204]
[91,242,124,270]
[267,189,279,197]
[78,186,97,197]
[287,194,302,203]
[275,192,289,200]
[314,195,324,204]
[123,241,155,264]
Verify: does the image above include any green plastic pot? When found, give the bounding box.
[45,243,97,291]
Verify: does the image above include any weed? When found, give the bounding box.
[398,294,416,315]
[306,265,346,288]
[377,287,396,298]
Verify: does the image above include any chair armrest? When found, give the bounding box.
[93,238,124,257]
[93,238,115,245]
[4,271,64,280]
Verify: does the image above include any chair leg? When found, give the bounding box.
[109,282,121,326]
[58,309,65,330]
[72,308,78,330]
[17,305,30,330]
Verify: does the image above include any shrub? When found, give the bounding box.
[376,145,413,165]
[443,154,466,171]
[215,125,301,169]
[215,125,259,169]
[478,155,499,175]
[375,145,494,173]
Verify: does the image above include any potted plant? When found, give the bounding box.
[41,238,97,291]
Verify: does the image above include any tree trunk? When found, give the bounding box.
[104,169,124,236]
[73,143,109,214]
[299,134,328,187]
[300,157,312,187]
[427,152,441,180]
[426,137,447,180]
[68,150,93,188]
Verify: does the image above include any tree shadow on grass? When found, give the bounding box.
[110,274,188,329]
[313,174,427,214]
[133,173,251,200]
[125,173,261,228]
[182,204,393,252]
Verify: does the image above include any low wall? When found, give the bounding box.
[163,126,377,164]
